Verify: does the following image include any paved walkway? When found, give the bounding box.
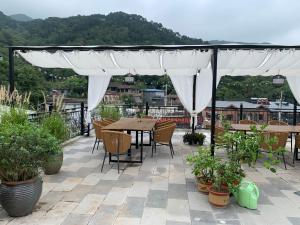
[1,130,300,225]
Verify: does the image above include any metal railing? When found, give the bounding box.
[29,102,89,138]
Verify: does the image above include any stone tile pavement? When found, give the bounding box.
[1,129,300,225]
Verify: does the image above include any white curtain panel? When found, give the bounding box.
[87,75,112,122]
[170,69,221,127]
[287,76,300,104]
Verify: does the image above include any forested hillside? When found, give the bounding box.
[0,11,293,105]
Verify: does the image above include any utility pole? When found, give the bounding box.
[164,84,168,106]
[279,91,283,121]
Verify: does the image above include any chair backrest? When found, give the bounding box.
[102,131,131,154]
[99,120,111,126]
[154,123,176,143]
[103,118,116,124]
[261,132,288,151]
[295,134,300,149]
[215,126,225,144]
[93,122,103,140]
[268,120,288,126]
[142,115,153,119]
[155,120,175,129]
[239,120,257,125]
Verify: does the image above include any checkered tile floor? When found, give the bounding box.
[1,129,300,225]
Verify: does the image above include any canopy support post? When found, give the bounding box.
[293,97,297,125]
[8,47,15,94]
[192,74,197,134]
[210,48,218,156]
[239,103,243,121]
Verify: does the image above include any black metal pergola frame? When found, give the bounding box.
[7,44,300,154]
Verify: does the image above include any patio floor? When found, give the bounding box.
[1,130,300,225]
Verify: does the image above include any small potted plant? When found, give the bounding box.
[208,161,243,208]
[183,132,193,145]
[186,147,218,194]
[41,113,69,175]
[183,132,206,145]
[0,109,61,217]
[194,133,206,145]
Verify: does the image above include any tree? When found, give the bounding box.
[63,76,88,98]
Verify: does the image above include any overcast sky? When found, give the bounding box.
[2,0,300,44]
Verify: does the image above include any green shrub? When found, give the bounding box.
[0,107,28,125]
[41,113,70,143]
[0,122,61,182]
[183,132,206,145]
[98,105,121,121]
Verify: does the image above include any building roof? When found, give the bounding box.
[207,100,264,109]
[206,100,300,112]
[143,89,164,92]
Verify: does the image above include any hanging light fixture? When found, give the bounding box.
[272,74,285,85]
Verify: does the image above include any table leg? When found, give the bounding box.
[109,152,111,164]
[127,130,131,157]
[140,131,143,163]
[136,131,139,149]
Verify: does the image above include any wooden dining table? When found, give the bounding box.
[230,123,300,160]
[231,124,300,133]
[102,118,157,163]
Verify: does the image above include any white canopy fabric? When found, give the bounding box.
[87,75,112,121]
[17,49,213,122]
[18,49,211,76]
[17,47,300,125]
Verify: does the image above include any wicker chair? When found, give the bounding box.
[155,120,174,129]
[260,132,288,169]
[215,126,225,144]
[101,131,132,173]
[92,122,103,153]
[142,115,153,119]
[239,120,257,125]
[103,118,116,124]
[152,123,176,158]
[268,120,288,125]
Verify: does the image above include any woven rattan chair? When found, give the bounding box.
[92,122,103,153]
[142,115,153,119]
[215,126,225,144]
[260,132,288,169]
[103,118,116,124]
[152,123,176,158]
[239,120,257,125]
[268,120,293,152]
[101,131,132,173]
[268,120,288,125]
[155,120,174,129]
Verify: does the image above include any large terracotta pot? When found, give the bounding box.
[44,151,63,175]
[0,176,43,217]
[208,186,230,208]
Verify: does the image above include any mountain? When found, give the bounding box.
[0,11,292,104]
[10,14,33,22]
[209,40,271,45]
[0,11,207,46]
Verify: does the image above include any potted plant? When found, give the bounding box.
[183,132,206,145]
[183,132,193,145]
[186,147,218,194]
[194,133,206,145]
[41,113,69,175]
[208,161,243,208]
[0,109,60,217]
